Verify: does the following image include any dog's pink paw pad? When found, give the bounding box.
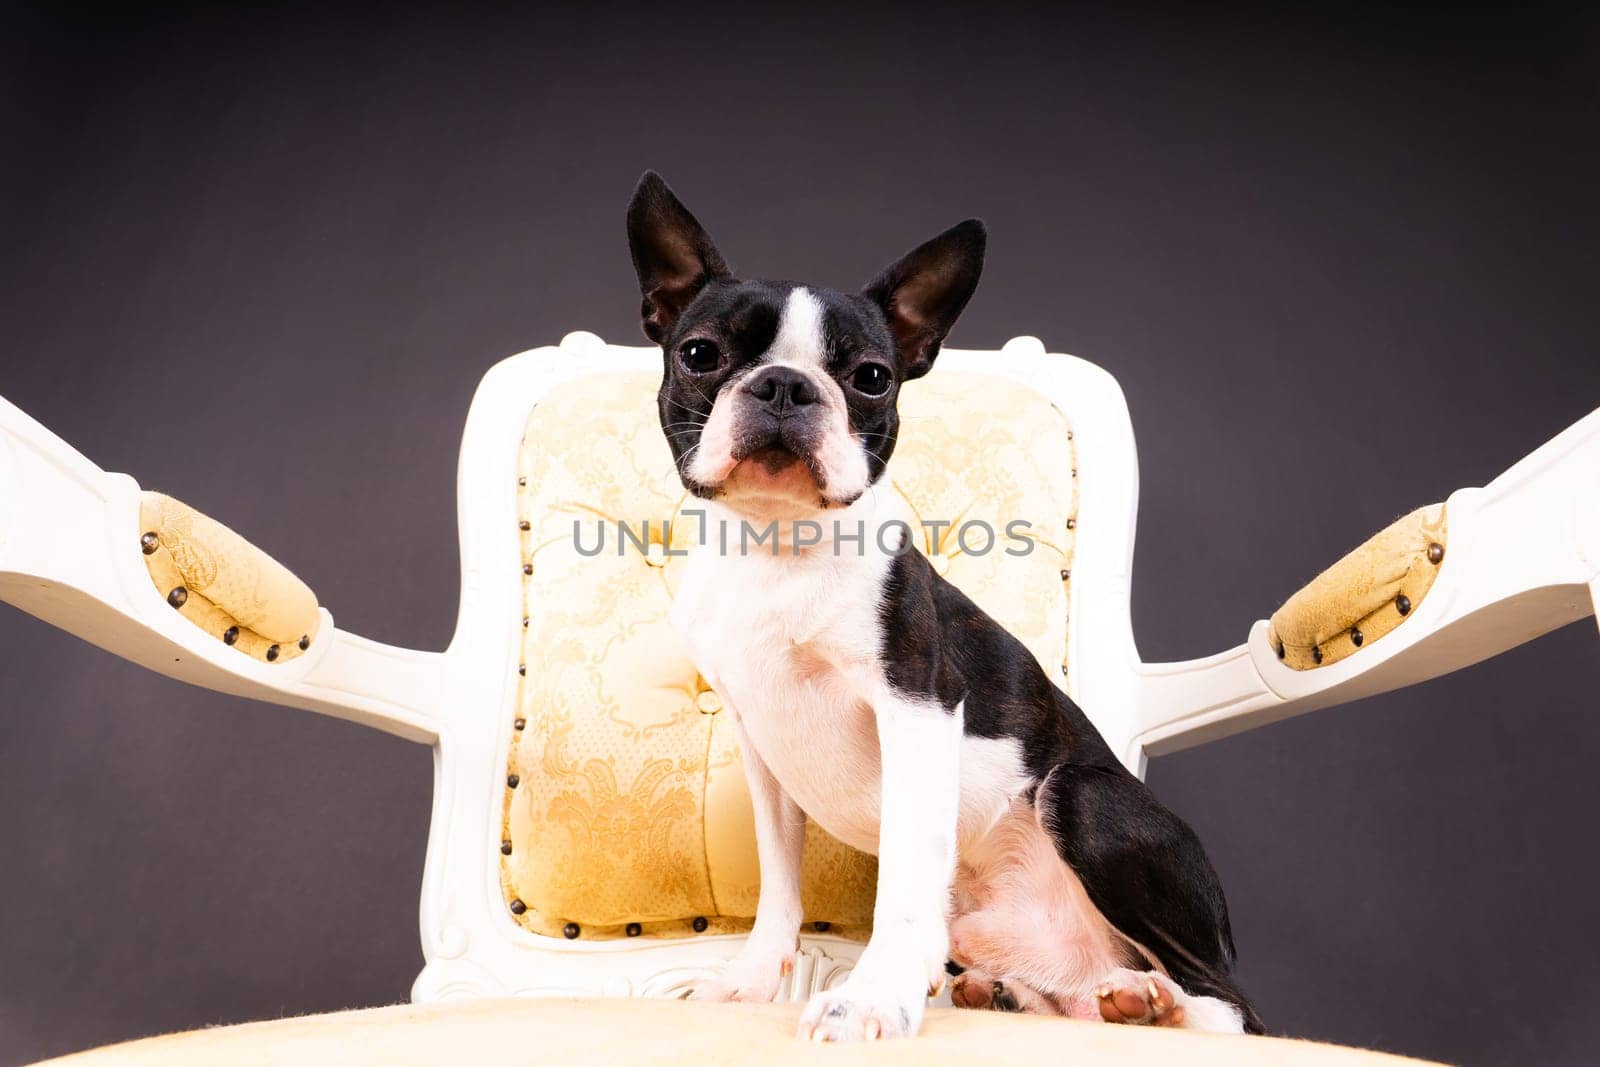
[1095,972,1185,1027]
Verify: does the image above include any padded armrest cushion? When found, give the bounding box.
[139,492,321,663]
[1268,504,1447,670]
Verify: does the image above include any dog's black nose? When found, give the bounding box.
[746,366,818,415]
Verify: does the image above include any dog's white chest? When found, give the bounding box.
[672,541,889,853]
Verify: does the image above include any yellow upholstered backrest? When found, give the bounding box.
[501,370,1078,942]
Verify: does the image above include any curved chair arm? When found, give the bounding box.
[0,395,445,743]
[1124,405,1600,769]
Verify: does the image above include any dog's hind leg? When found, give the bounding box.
[1034,762,1264,1034]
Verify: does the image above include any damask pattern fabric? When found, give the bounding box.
[1269,504,1447,670]
[138,492,320,664]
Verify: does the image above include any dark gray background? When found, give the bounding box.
[2,5,1597,1064]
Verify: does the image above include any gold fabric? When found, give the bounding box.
[139,492,320,664]
[1268,504,1447,670]
[504,370,1078,940]
[37,997,1441,1067]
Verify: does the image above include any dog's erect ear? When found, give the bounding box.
[626,172,731,344]
[862,220,986,380]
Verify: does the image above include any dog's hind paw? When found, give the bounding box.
[950,968,1062,1015]
[1094,969,1185,1027]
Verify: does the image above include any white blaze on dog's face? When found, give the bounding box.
[626,171,985,520]
[683,288,870,511]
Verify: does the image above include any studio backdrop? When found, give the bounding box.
[2,6,1598,1066]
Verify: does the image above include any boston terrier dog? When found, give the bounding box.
[626,172,1263,1042]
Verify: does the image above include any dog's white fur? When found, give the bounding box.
[676,289,1244,1040]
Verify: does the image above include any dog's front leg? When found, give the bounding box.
[691,713,805,1003]
[797,694,961,1042]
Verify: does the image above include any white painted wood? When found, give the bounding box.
[0,396,444,743]
[3,334,1593,1008]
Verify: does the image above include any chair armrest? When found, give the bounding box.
[1125,406,1600,765]
[0,394,444,742]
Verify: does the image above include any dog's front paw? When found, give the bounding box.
[689,950,794,1003]
[796,974,925,1042]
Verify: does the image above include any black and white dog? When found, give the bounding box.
[626,173,1263,1042]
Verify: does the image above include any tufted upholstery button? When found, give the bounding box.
[1427,542,1444,564]
[509,899,527,915]
[298,634,310,651]
[140,532,159,555]
[501,839,513,855]
[1396,594,1412,616]
[1350,627,1364,647]
[167,587,188,608]
[507,774,520,788]
[696,690,723,714]
[223,626,239,646]
[1312,646,1324,665]
[644,542,668,568]
[626,922,642,937]
[564,922,581,939]
[692,916,708,933]
[266,644,280,662]
[813,921,831,932]
[513,717,526,731]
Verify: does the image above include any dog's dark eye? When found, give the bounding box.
[678,339,721,374]
[851,363,892,396]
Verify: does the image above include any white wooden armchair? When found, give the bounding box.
[3,331,1596,1066]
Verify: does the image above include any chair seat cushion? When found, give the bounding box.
[37,997,1439,1067]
